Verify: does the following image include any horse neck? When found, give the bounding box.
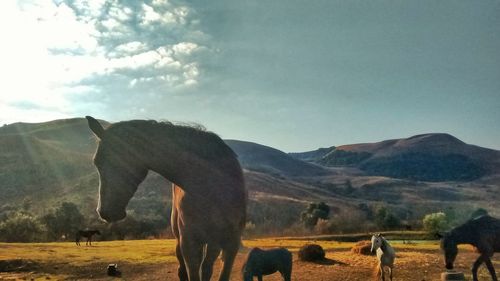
[144,137,189,186]
[143,131,240,189]
[380,238,393,253]
[449,228,474,245]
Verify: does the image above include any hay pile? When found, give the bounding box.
[350,241,375,256]
[298,244,325,262]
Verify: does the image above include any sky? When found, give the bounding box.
[0,0,499,152]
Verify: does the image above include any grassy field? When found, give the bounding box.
[0,238,498,280]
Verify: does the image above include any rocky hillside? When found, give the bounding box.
[291,133,500,181]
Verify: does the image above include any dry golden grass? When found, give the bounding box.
[0,239,498,280]
[350,241,374,256]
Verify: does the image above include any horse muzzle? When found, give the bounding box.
[97,208,126,223]
[445,262,454,270]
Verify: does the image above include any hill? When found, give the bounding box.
[289,146,335,162]
[0,118,499,237]
[292,133,500,181]
[225,140,329,177]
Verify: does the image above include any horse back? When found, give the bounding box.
[247,248,292,275]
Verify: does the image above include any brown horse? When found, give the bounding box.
[86,116,247,281]
[439,215,500,281]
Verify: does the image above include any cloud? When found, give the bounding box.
[0,0,211,123]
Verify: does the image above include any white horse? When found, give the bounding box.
[371,233,396,281]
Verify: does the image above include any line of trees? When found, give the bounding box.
[0,200,171,243]
[1,198,492,242]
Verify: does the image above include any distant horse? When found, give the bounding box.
[86,116,246,281]
[76,230,100,246]
[439,215,500,281]
[371,234,395,281]
[242,247,292,281]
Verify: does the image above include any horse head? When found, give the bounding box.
[242,257,255,281]
[370,233,383,253]
[242,248,262,281]
[438,232,458,270]
[87,116,149,223]
[242,266,254,281]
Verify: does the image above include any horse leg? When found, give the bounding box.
[257,275,263,281]
[484,257,498,281]
[218,238,240,281]
[202,243,221,281]
[380,265,385,281]
[280,269,292,281]
[389,266,393,281]
[171,191,188,281]
[280,262,292,281]
[181,237,204,281]
[472,255,485,281]
[175,242,188,281]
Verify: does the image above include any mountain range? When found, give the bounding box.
[1,118,499,230]
[290,133,500,181]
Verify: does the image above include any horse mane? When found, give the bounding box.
[450,215,499,239]
[107,119,237,161]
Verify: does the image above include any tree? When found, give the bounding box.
[42,202,85,240]
[375,207,401,230]
[0,212,44,242]
[301,202,330,229]
[423,212,448,234]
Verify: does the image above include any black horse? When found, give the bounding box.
[439,215,500,281]
[76,230,101,246]
[242,247,292,281]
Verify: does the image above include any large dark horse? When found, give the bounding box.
[439,215,500,281]
[242,247,292,281]
[86,116,247,281]
[76,230,100,246]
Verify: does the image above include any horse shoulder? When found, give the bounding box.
[387,245,396,257]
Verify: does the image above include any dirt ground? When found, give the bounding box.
[0,239,498,281]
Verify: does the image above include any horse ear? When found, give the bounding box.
[86,116,105,139]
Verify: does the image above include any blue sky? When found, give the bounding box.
[1,0,499,152]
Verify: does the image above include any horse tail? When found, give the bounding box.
[75,232,81,245]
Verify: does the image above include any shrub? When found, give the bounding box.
[375,207,401,230]
[0,212,44,242]
[327,210,370,234]
[42,202,84,240]
[301,202,330,229]
[423,212,448,234]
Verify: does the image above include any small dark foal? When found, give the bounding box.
[76,230,100,246]
[243,247,292,281]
